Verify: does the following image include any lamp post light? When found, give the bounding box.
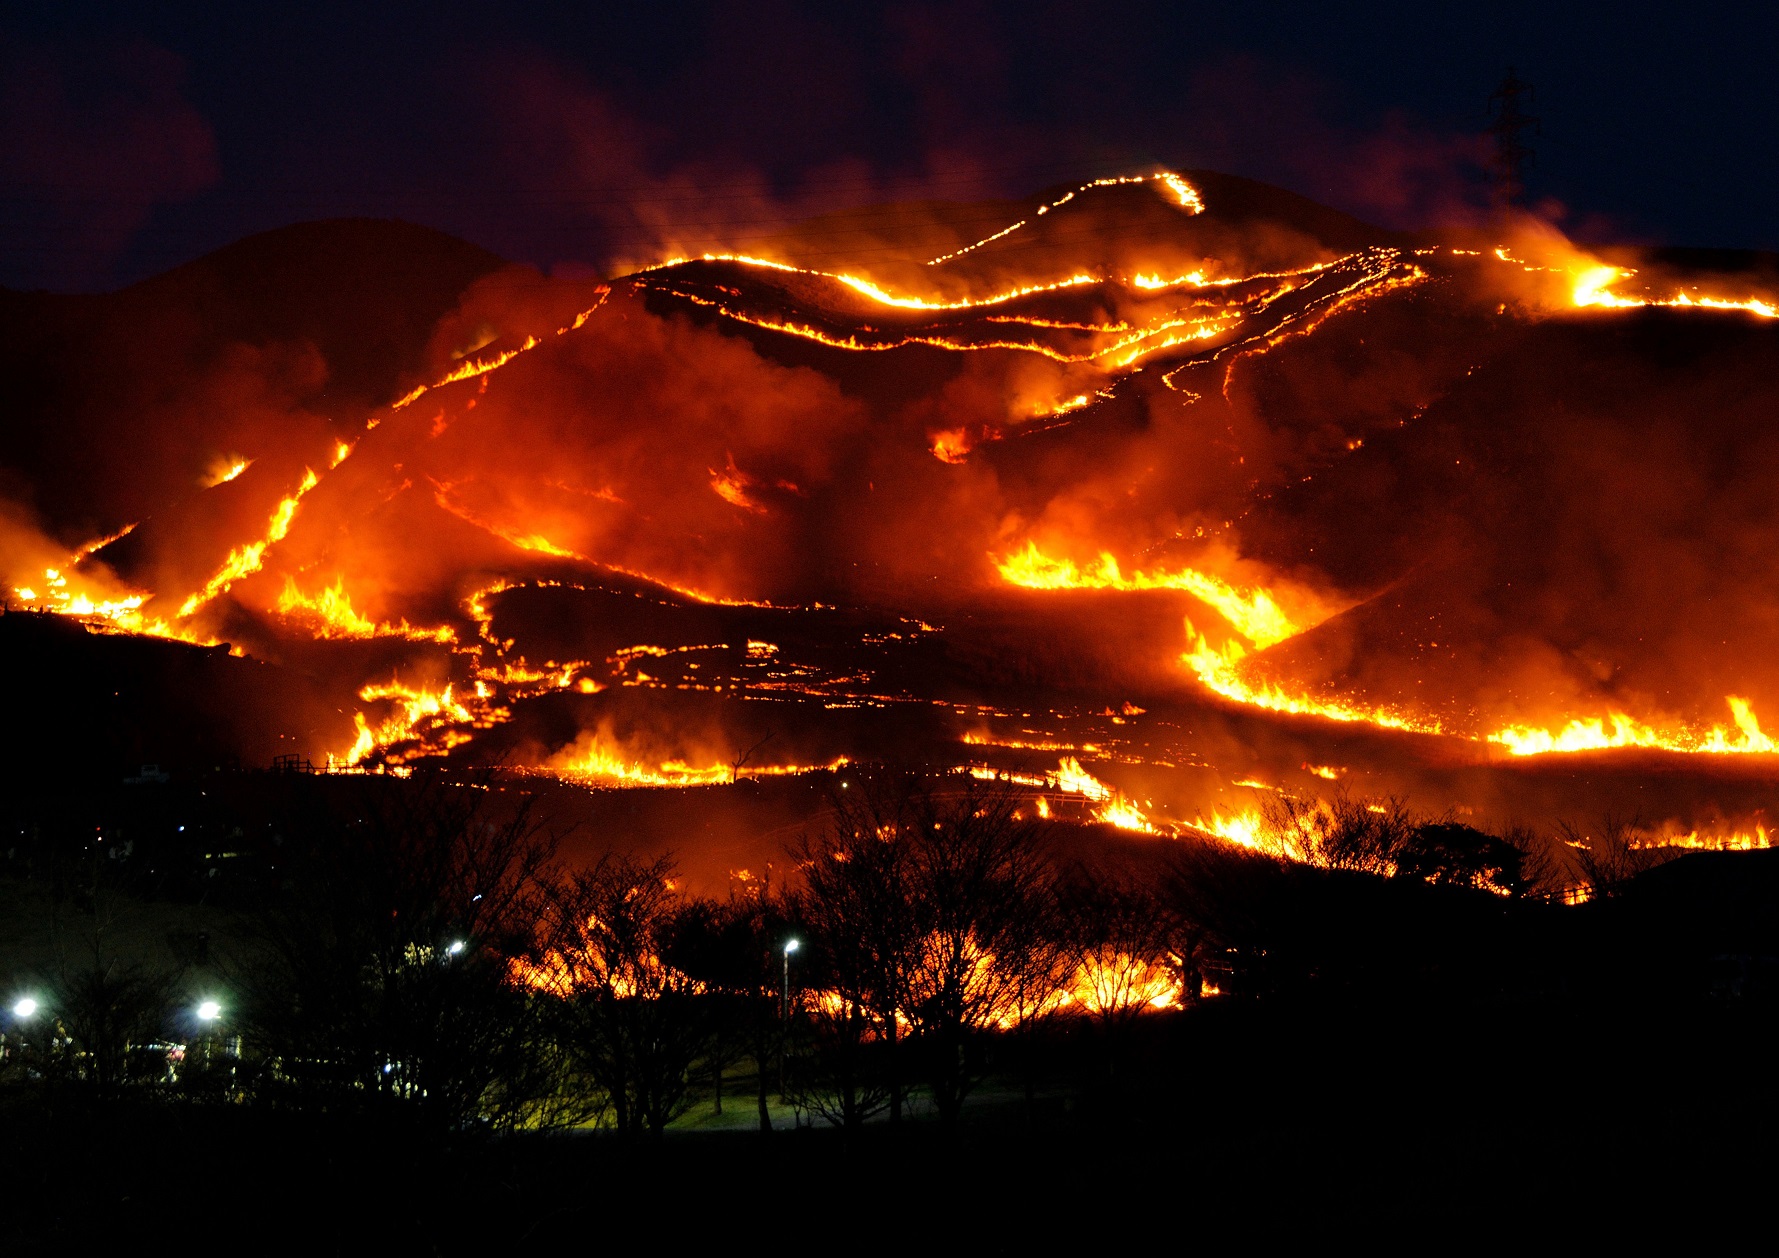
[193,998,226,1074]
[779,939,801,1105]
[4,996,41,1068]
[781,939,800,1022]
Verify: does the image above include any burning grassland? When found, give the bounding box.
[6,171,1779,859]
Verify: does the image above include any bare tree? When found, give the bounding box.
[237,772,563,1131]
[1164,831,1297,998]
[1258,787,1413,870]
[794,774,1063,1129]
[789,983,894,1131]
[1560,814,1667,900]
[662,881,797,1130]
[535,853,707,1137]
[28,840,181,1098]
[899,779,1063,1126]
[1501,822,1569,900]
[791,776,917,1127]
[1058,868,1176,1031]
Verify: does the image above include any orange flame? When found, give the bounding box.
[177,468,320,618]
[997,542,1323,648]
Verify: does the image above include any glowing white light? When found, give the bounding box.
[196,1000,221,1021]
[447,940,466,956]
[12,997,38,1018]
[784,939,801,954]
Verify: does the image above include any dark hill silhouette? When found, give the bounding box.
[0,608,352,786]
[1180,169,1407,251]
[0,219,505,539]
[750,168,1403,294]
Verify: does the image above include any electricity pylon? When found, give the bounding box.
[1487,68,1539,215]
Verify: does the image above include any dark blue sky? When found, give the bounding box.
[3,1,1773,290]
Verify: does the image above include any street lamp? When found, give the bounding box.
[193,998,237,1075]
[779,939,801,1104]
[782,938,800,1019]
[11,996,38,1019]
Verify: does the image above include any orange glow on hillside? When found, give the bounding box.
[996,541,1325,648]
[177,468,319,618]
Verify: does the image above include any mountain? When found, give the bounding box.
[6,170,1779,860]
[0,218,505,539]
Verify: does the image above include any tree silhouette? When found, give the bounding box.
[536,853,706,1137]
[790,779,912,1128]
[1560,814,1667,900]
[795,774,1061,1128]
[662,880,797,1131]
[236,773,561,1131]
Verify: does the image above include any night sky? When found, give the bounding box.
[3,0,1773,292]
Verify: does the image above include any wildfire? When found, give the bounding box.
[1479,243,1777,320]
[546,730,847,788]
[996,542,1317,648]
[390,294,608,411]
[8,542,208,645]
[29,162,1779,801]
[1568,262,1777,318]
[1059,951,1182,1015]
[341,679,496,767]
[275,576,456,642]
[925,171,1203,267]
[658,267,1249,368]
[1180,619,1446,736]
[972,757,1168,834]
[1185,809,1269,851]
[552,735,733,788]
[1489,695,1779,757]
[204,456,252,487]
[962,732,1091,752]
[930,429,974,464]
[1657,823,1773,851]
[15,569,147,627]
[177,468,320,618]
[392,338,539,410]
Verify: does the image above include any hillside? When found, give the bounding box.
[4,171,1779,871]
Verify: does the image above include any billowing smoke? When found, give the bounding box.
[12,167,1779,860]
